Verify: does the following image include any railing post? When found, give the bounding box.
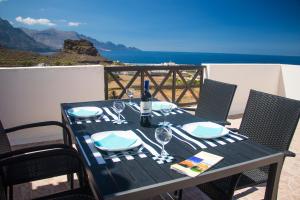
[104,68,108,100]
[172,70,176,103]
[140,70,144,96]
[199,66,205,101]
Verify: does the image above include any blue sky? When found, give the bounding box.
[0,0,300,56]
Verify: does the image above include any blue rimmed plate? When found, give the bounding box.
[182,122,229,139]
[67,106,103,118]
[152,101,177,111]
[91,130,143,152]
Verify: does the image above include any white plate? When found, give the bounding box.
[67,106,103,118]
[152,101,177,111]
[91,130,143,152]
[181,122,229,139]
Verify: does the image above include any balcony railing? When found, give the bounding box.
[104,65,205,106]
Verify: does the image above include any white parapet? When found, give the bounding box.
[0,63,299,145]
[279,64,300,100]
[204,63,300,115]
[0,65,105,145]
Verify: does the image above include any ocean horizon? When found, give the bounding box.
[102,51,300,65]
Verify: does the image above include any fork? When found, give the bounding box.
[103,146,145,160]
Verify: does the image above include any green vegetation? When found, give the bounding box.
[165,73,201,86]
[176,78,201,86]
[0,47,112,67]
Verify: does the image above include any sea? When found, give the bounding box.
[101,51,300,65]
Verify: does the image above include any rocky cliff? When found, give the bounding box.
[63,39,99,56]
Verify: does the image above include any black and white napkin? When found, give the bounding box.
[78,135,148,165]
[66,106,129,125]
[170,126,248,149]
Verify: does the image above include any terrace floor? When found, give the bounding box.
[11,117,300,200]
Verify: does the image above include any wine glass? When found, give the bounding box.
[113,100,125,124]
[155,126,172,156]
[160,103,172,126]
[126,88,135,105]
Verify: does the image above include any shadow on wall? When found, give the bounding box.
[277,67,286,97]
[205,64,300,116]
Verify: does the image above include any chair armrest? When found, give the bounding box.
[284,150,296,157]
[211,120,231,126]
[224,121,231,126]
[0,144,88,186]
[0,144,68,159]
[181,107,197,112]
[228,128,239,132]
[5,121,72,146]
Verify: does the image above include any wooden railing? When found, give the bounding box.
[104,65,205,107]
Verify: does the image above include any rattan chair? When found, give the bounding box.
[0,121,72,149]
[0,120,77,199]
[0,144,96,200]
[198,90,300,200]
[184,79,237,126]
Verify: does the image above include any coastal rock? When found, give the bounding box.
[63,39,99,56]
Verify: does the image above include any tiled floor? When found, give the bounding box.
[10,117,300,200]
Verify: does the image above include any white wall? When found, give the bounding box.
[0,65,105,145]
[1,64,299,145]
[205,64,282,115]
[279,65,300,100]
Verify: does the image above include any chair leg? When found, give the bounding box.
[9,185,13,200]
[69,174,74,189]
[78,172,84,188]
[5,186,7,198]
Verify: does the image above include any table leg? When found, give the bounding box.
[264,158,284,200]
[174,189,183,200]
[61,113,68,145]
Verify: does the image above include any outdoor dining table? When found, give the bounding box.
[61,99,285,200]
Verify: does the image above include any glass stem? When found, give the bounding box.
[129,97,132,104]
[161,144,165,156]
[118,113,121,121]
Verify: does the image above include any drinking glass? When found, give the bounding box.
[155,126,172,156]
[126,88,135,105]
[160,103,172,126]
[113,100,125,124]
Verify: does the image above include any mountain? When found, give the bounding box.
[22,28,141,52]
[0,18,54,52]
[78,34,140,52]
[0,17,140,53]
[22,28,79,50]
